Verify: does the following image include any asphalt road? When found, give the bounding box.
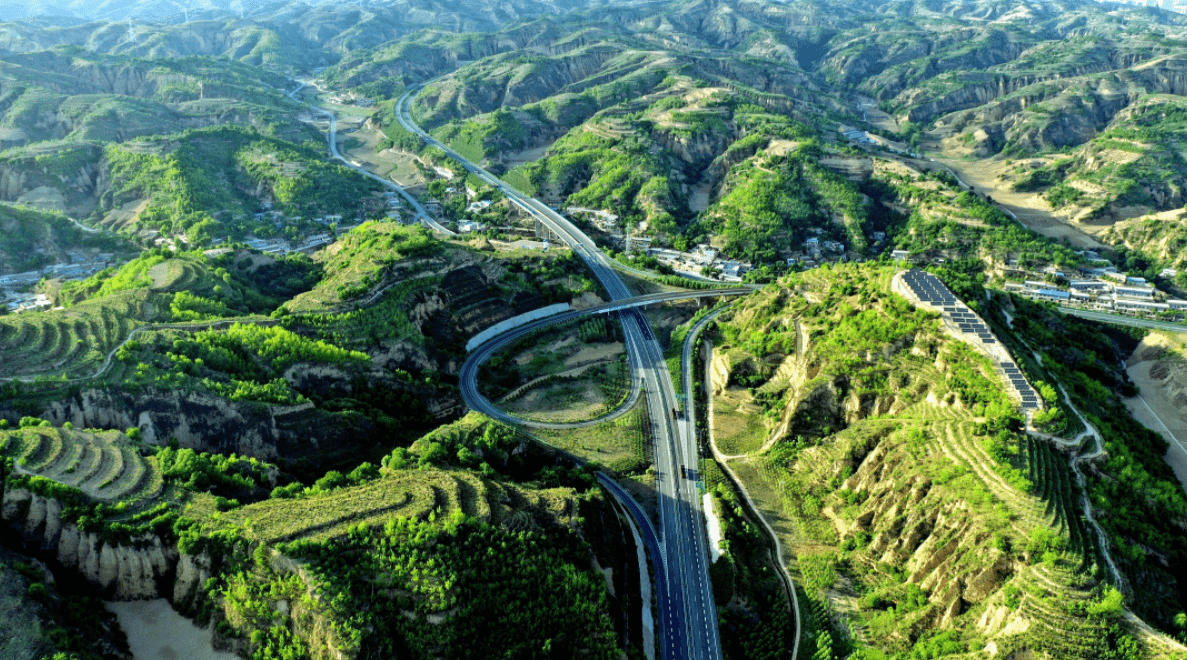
[396,84,726,660]
[286,81,456,236]
[1059,307,1187,333]
[460,289,752,430]
[681,308,802,660]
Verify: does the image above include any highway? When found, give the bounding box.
[392,85,674,282]
[461,289,753,430]
[285,81,456,236]
[1059,307,1187,333]
[396,84,725,660]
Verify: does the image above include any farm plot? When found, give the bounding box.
[0,427,160,502]
[210,469,479,543]
[0,292,151,379]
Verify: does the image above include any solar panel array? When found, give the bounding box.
[1000,361,1042,412]
[902,269,1040,412]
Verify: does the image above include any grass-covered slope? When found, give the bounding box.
[0,50,297,143]
[705,264,1150,660]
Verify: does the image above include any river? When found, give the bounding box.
[106,599,237,660]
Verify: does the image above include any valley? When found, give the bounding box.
[3,0,1187,660]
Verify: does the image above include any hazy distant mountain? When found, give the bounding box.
[0,0,648,25]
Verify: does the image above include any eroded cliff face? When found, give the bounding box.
[834,441,1022,627]
[11,386,371,463]
[2,490,347,659]
[2,490,175,600]
[0,149,102,213]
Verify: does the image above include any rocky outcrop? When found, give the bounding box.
[32,387,283,458]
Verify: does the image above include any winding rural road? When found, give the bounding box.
[396,82,729,660]
[286,81,456,236]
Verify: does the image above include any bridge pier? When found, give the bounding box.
[533,217,563,243]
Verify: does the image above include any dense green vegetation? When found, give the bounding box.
[0,204,126,274]
[98,125,380,244]
[879,168,1082,270]
[61,248,322,317]
[697,141,865,263]
[993,293,1187,634]
[2,408,634,659]
[3,3,1187,660]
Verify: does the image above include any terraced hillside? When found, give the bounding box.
[704,263,1159,660]
[284,222,595,366]
[1,414,639,660]
[0,248,319,380]
[983,292,1187,642]
[1,425,163,504]
[0,289,154,379]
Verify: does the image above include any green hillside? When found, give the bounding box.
[0,203,126,274]
[95,125,381,243]
[703,263,1167,660]
[0,413,634,660]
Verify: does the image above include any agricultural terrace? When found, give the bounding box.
[288,226,596,352]
[181,412,622,659]
[0,419,279,543]
[111,323,370,405]
[62,249,322,320]
[1,425,162,503]
[0,290,154,379]
[282,223,444,312]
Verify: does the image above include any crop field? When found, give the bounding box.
[0,291,150,379]
[1024,436,1094,570]
[0,427,162,503]
[297,274,443,348]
